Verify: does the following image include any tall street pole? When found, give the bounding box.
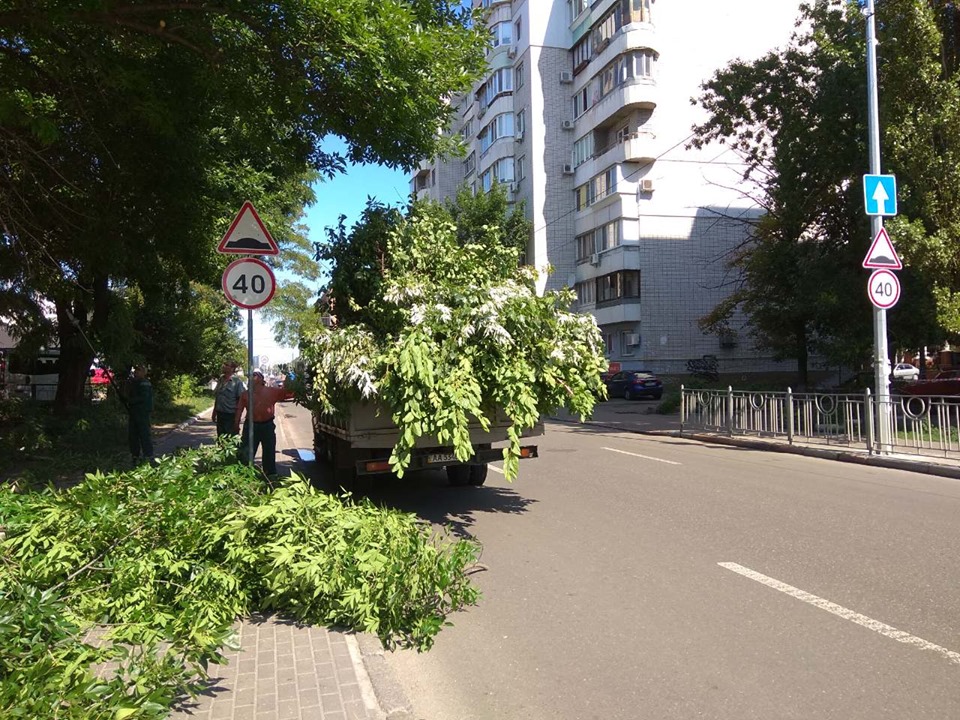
[866,0,892,453]
[247,308,255,464]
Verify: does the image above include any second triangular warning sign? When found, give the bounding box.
[862,227,901,270]
[217,201,279,256]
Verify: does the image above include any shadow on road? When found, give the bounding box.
[301,457,536,539]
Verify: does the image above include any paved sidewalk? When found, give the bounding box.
[152,411,415,720]
[553,398,960,480]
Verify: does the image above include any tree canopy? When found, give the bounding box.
[692,0,960,380]
[0,0,486,408]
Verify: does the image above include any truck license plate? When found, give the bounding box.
[427,452,457,464]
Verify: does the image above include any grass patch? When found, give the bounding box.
[0,386,214,490]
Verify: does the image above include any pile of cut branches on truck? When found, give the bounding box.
[295,190,606,480]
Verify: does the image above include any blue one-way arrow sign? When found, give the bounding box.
[863,174,897,216]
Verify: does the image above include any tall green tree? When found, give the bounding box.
[692,0,958,381]
[0,0,486,409]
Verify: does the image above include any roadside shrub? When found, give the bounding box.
[656,389,682,415]
[0,444,480,717]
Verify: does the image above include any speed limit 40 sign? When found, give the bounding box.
[867,268,900,310]
[222,257,276,309]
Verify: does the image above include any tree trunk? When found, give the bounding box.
[53,275,110,413]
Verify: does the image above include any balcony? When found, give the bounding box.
[572,131,656,184]
[596,130,656,167]
[583,80,658,131]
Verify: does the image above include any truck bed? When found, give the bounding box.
[312,401,544,448]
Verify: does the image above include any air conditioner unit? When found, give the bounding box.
[559,71,574,84]
[625,333,640,346]
[640,178,655,192]
[507,182,517,193]
[515,130,524,142]
[478,105,486,118]
[561,120,575,130]
[589,253,600,266]
[562,163,575,175]
[507,47,517,59]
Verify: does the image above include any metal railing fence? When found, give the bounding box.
[681,387,960,459]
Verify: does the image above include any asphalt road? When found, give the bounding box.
[277,404,960,719]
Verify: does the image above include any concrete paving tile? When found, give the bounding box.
[233,687,256,708]
[276,682,298,701]
[255,693,277,713]
[321,691,345,713]
[276,699,300,719]
[231,707,257,720]
[299,688,321,708]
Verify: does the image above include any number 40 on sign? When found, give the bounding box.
[867,268,900,310]
[222,257,276,310]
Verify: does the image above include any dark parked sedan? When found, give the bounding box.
[606,370,663,400]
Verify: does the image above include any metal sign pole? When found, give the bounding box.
[247,308,255,464]
[866,0,892,453]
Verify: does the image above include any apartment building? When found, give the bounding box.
[413,0,801,373]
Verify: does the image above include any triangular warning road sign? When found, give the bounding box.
[217,201,279,256]
[862,227,901,270]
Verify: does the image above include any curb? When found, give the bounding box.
[550,415,960,481]
[355,633,417,720]
[156,405,213,439]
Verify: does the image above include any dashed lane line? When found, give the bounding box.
[602,446,682,466]
[719,562,960,666]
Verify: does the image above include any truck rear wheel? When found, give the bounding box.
[468,464,488,486]
[446,465,470,486]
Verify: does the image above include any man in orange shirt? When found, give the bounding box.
[234,370,294,478]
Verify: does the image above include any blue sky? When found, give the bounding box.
[247,152,410,365]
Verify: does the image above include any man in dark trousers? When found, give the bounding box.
[234,370,293,478]
[126,364,154,465]
[211,361,245,438]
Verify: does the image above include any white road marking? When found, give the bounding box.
[601,446,681,466]
[487,464,504,475]
[719,562,960,666]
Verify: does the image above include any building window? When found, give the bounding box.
[464,151,476,176]
[517,155,525,181]
[515,17,522,44]
[575,185,589,212]
[616,124,630,143]
[515,62,524,89]
[572,133,593,167]
[490,21,512,49]
[632,0,652,23]
[596,270,641,303]
[575,166,618,209]
[516,109,525,135]
[596,219,620,251]
[480,157,516,193]
[479,112,515,154]
[568,0,589,22]
[572,35,592,72]
[575,280,596,306]
[576,231,596,261]
[620,331,639,356]
[478,68,514,108]
[573,86,589,118]
[592,4,621,52]
[633,48,657,78]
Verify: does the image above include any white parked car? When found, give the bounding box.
[891,363,920,381]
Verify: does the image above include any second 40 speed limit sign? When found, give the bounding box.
[867,268,901,310]
[222,257,276,309]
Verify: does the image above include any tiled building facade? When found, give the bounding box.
[413,0,802,374]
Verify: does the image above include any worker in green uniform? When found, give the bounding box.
[126,364,154,465]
